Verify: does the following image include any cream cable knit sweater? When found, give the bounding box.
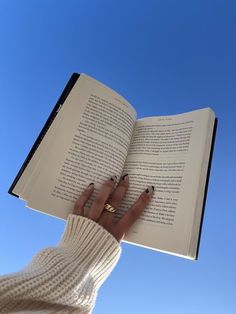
[0,214,121,313]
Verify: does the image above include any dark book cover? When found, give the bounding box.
[8,73,80,197]
[195,118,218,259]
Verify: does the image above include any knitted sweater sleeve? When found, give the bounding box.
[0,214,121,314]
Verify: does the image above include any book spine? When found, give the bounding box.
[8,73,80,197]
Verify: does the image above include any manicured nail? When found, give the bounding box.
[87,182,94,189]
[122,174,129,180]
[110,175,117,182]
[145,186,155,194]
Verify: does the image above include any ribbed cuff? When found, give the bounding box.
[0,214,121,313]
[58,214,121,284]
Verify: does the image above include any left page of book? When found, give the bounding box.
[23,74,137,219]
[12,74,80,198]
[13,108,65,199]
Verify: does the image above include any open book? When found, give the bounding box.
[9,73,217,260]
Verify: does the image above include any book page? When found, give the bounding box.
[26,74,137,219]
[118,108,215,257]
[13,105,66,199]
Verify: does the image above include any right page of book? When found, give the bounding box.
[118,108,215,259]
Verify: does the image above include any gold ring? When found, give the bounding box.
[104,203,116,213]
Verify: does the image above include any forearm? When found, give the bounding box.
[0,215,121,313]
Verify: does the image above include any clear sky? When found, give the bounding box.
[1,0,236,313]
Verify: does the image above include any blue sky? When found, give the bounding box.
[1,0,236,313]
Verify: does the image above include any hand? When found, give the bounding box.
[73,174,154,242]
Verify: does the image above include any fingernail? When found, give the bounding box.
[110,175,117,182]
[87,182,94,189]
[122,174,129,180]
[145,186,155,194]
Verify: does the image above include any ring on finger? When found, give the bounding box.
[103,203,117,213]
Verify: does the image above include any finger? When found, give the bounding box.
[73,183,94,216]
[87,176,117,221]
[114,186,154,241]
[98,174,129,229]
